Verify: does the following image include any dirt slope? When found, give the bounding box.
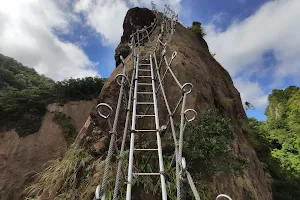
[0,100,95,200]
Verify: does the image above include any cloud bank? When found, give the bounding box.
[205,0,300,108]
[0,0,98,81]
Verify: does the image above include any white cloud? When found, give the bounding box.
[0,0,98,81]
[205,0,300,108]
[73,0,182,46]
[211,12,227,25]
[74,0,129,46]
[74,0,92,12]
[234,78,268,108]
[205,0,300,78]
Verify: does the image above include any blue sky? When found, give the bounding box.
[0,0,299,120]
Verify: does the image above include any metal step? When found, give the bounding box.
[133,173,160,176]
[137,102,154,105]
[138,83,152,86]
[137,92,152,94]
[139,64,151,66]
[139,76,152,78]
[139,69,151,72]
[136,114,155,117]
[134,148,158,151]
[135,129,156,132]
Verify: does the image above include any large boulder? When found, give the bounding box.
[114,7,155,67]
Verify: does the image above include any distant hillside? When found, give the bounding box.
[248,86,300,200]
[266,86,300,176]
[0,53,105,136]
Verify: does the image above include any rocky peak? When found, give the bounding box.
[115,7,156,66]
[121,7,155,43]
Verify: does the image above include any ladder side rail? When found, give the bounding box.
[150,54,168,200]
[126,54,140,200]
[95,54,129,200]
[153,52,182,200]
[113,48,137,200]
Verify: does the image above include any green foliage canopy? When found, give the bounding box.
[247,117,300,200]
[184,109,246,176]
[265,86,300,177]
[247,86,300,200]
[0,54,105,136]
[188,21,206,38]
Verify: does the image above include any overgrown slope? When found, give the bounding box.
[0,53,105,200]
[246,86,300,200]
[0,53,105,136]
[265,86,300,177]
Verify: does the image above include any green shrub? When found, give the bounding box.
[25,146,92,199]
[0,53,105,136]
[247,117,300,200]
[219,97,234,109]
[188,21,206,38]
[184,109,246,175]
[53,112,76,143]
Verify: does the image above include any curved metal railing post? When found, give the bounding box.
[94,54,129,200]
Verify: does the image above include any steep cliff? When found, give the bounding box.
[0,52,105,199]
[0,100,95,200]
[74,8,272,200]
[162,23,272,200]
[115,7,156,66]
[26,7,273,200]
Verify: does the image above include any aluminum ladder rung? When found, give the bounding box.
[138,83,152,86]
[137,102,154,105]
[137,92,152,94]
[133,173,160,176]
[139,69,151,72]
[136,114,155,117]
[126,54,167,200]
[135,129,156,132]
[134,148,158,151]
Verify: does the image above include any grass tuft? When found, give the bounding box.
[25,145,92,199]
[220,97,234,109]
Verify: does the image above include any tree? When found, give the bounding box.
[188,21,206,38]
[0,53,105,136]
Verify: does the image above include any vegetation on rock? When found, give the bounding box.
[246,86,300,200]
[0,53,105,137]
[184,109,247,176]
[53,112,76,144]
[25,146,94,200]
[188,21,206,38]
[265,86,300,177]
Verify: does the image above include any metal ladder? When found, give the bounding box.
[126,54,168,200]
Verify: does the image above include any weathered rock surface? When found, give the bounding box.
[78,8,272,200]
[115,7,156,66]
[0,100,95,200]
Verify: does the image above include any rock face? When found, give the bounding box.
[121,7,155,43]
[114,7,156,66]
[79,8,272,200]
[0,101,95,200]
[158,22,272,199]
